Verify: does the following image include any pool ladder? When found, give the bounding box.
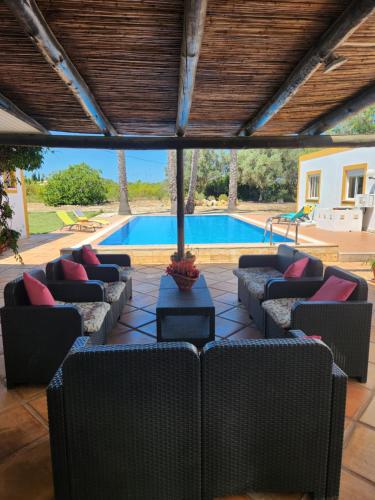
[262,219,300,245]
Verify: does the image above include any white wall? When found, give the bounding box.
[298,148,375,232]
[5,169,28,238]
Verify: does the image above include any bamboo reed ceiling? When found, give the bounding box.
[0,0,374,136]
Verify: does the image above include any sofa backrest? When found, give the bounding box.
[4,269,47,306]
[324,266,368,301]
[276,244,296,272]
[294,249,323,277]
[61,342,201,500]
[46,254,75,281]
[201,339,333,499]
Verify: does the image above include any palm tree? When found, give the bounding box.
[228,149,238,212]
[167,150,177,214]
[117,150,131,215]
[185,149,200,214]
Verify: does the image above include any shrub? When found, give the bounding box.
[43,163,107,206]
[127,180,168,200]
[103,178,119,201]
[218,194,228,202]
[26,180,46,203]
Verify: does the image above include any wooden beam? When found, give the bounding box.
[237,0,375,136]
[0,92,47,133]
[300,84,375,135]
[4,0,116,136]
[176,0,208,137]
[1,133,375,150]
[176,149,185,257]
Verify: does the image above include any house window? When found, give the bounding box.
[1,170,17,192]
[341,164,367,204]
[306,171,321,201]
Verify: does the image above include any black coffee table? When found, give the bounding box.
[156,274,215,348]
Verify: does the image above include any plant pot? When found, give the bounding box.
[170,273,198,291]
[0,243,8,255]
[184,256,196,264]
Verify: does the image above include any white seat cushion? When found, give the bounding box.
[233,267,282,299]
[262,297,304,329]
[118,266,132,282]
[57,301,110,333]
[104,281,125,303]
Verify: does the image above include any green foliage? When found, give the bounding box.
[43,163,107,206]
[330,106,375,135]
[127,180,168,200]
[103,178,119,201]
[0,146,46,260]
[218,194,228,202]
[28,210,100,234]
[25,180,46,203]
[204,175,229,198]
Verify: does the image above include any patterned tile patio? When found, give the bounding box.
[0,256,374,499]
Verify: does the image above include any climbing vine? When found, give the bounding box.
[0,145,46,261]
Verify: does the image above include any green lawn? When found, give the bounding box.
[28,211,100,234]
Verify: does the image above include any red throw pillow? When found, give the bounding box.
[309,275,357,302]
[61,259,88,281]
[81,245,100,265]
[304,335,322,340]
[23,272,55,306]
[283,257,309,278]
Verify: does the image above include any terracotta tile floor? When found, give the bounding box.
[0,261,375,499]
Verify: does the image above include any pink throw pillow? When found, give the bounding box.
[61,259,88,281]
[23,272,55,306]
[309,275,357,302]
[81,245,100,265]
[283,257,309,278]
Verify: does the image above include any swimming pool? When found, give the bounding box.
[99,215,292,246]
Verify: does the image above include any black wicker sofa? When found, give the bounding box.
[48,333,346,500]
[234,244,323,330]
[261,266,372,382]
[46,253,127,331]
[0,269,111,387]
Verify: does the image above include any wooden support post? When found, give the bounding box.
[176,148,185,259]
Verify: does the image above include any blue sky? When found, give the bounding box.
[36,148,167,183]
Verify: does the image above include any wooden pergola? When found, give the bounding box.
[1,0,375,256]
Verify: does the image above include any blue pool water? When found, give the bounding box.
[99,215,292,246]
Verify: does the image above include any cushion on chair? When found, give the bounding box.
[103,281,126,303]
[23,272,56,306]
[262,297,305,329]
[82,245,100,265]
[309,275,357,302]
[118,266,132,282]
[61,259,88,281]
[56,301,110,333]
[233,267,282,299]
[283,257,309,278]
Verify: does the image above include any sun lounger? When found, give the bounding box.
[56,211,96,232]
[73,208,110,225]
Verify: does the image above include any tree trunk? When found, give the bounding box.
[117,150,131,215]
[185,149,200,214]
[227,149,238,212]
[168,150,177,215]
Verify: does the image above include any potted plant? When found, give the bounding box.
[166,251,200,291]
[368,258,375,280]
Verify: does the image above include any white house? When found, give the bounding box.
[297,148,375,232]
[1,168,29,238]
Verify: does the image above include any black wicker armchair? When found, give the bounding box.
[47,338,200,500]
[234,244,323,331]
[71,244,132,293]
[46,254,127,330]
[202,333,347,500]
[262,266,372,382]
[0,269,111,387]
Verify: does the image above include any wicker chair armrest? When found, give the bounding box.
[83,264,120,282]
[265,278,324,299]
[291,301,372,336]
[97,253,131,266]
[326,363,347,499]
[47,280,105,302]
[1,304,84,337]
[239,254,277,268]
